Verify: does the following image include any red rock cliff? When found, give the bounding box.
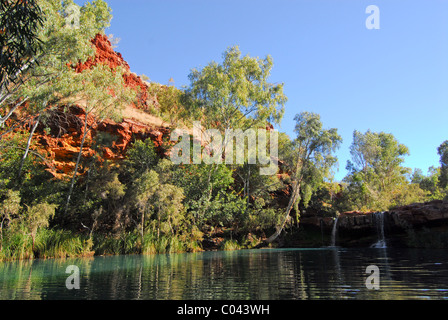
[74,33,153,110]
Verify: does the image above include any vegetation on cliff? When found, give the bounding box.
[1,0,447,261]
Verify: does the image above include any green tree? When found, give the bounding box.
[412,166,446,201]
[134,170,159,241]
[147,81,187,126]
[122,138,159,182]
[23,202,56,251]
[133,168,185,241]
[185,46,287,210]
[172,163,234,229]
[64,64,136,215]
[0,188,21,251]
[153,183,185,238]
[267,112,342,243]
[437,140,448,190]
[344,130,414,211]
[0,0,44,100]
[186,46,287,133]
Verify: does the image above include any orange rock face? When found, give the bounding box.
[74,33,151,110]
[35,105,170,178]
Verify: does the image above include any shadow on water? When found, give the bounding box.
[1,247,448,300]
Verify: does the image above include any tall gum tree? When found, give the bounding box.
[266,112,342,244]
[63,64,136,216]
[185,46,287,205]
[344,130,413,211]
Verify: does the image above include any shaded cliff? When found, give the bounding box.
[293,200,448,248]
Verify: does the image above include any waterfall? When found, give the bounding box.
[371,212,387,248]
[330,216,339,247]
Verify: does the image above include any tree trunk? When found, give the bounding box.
[247,164,251,208]
[83,163,92,206]
[64,114,89,215]
[265,156,304,244]
[0,97,29,127]
[0,219,4,252]
[31,234,35,253]
[157,216,160,240]
[266,180,301,244]
[18,114,40,179]
[141,211,145,242]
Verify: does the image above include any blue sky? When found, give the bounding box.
[75,0,448,181]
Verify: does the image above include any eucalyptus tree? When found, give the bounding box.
[64,64,136,215]
[266,112,342,243]
[344,130,412,211]
[187,46,287,133]
[185,46,287,205]
[412,166,445,201]
[437,140,448,190]
[133,164,185,242]
[23,202,56,252]
[0,188,20,251]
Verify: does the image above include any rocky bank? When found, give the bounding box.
[295,200,448,248]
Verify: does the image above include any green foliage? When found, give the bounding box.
[174,163,234,201]
[23,202,56,248]
[343,130,424,211]
[291,112,342,211]
[219,239,241,251]
[186,45,287,132]
[245,200,283,232]
[93,230,200,256]
[437,140,448,190]
[4,0,448,258]
[33,228,93,259]
[1,0,114,127]
[204,190,246,229]
[80,0,112,31]
[0,224,92,261]
[131,165,185,240]
[0,0,44,87]
[305,182,345,216]
[93,232,140,256]
[147,82,188,125]
[412,167,446,200]
[123,139,159,180]
[171,163,238,230]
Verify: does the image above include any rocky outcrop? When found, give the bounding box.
[27,34,171,179]
[74,34,154,110]
[389,200,448,227]
[34,105,170,178]
[300,200,448,232]
[294,200,448,247]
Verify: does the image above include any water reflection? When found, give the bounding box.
[1,248,448,300]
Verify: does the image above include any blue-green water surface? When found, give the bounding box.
[1,247,448,300]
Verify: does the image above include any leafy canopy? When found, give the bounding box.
[186,46,287,132]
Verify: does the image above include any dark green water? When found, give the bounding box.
[1,247,448,300]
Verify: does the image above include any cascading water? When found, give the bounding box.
[330,216,339,247]
[371,212,387,248]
